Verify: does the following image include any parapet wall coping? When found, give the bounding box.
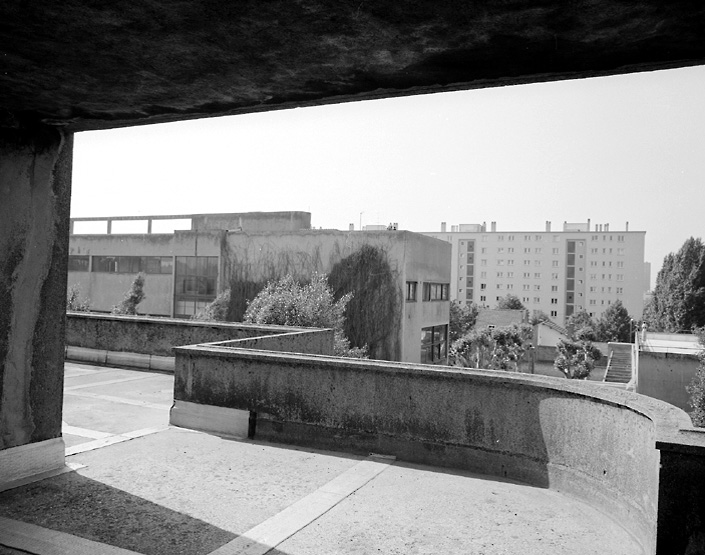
[67,312,327,335]
[174,343,693,439]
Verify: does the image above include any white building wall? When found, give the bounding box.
[424,225,646,323]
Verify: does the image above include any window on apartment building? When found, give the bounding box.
[480,295,486,302]
[618,235,625,242]
[481,259,487,266]
[592,235,598,241]
[551,273,558,280]
[617,248,625,255]
[524,260,530,266]
[508,247,515,253]
[482,235,488,242]
[552,260,559,267]
[523,273,530,279]
[524,248,531,254]
[522,297,530,303]
[422,282,449,301]
[498,235,504,241]
[496,272,504,277]
[617,287,623,294]
[535,248,542,254]
[480,271,487,278]
[497,284,503,289]
[534,273,541,279]
[507,259,514,265]
[617,261,624,268]
[508,235,515,241]
[507,272,514,278]
[616,274,624,281]
[406,281,418,301]
[591,248,598,254]
[590,299,596,305]
[507,284,514,290]
[174,256,218,317]
[553,236,560,242]
[551,285,558,291]
[68,255,89,272]
[497,248,504,254]
[480,283,487,290]
[552,248,559,254]
[497,260,504,265]
[590,261,597,267]
[91,255,173,274]
[533,297,540,303]
[551,310,558,317]
[420,325,448,364]
[535,235,542,241]
[524,235,531,241]
[535,260,541,266]
[551,298,558,304]
[534,285,541,291]
[481,248,487,254]
[523,284,530,291]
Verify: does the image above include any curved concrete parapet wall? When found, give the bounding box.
[171,345,701,554]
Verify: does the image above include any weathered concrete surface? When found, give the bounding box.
[0,362,643,555]
[65,312,330,357]
[172,345,701,553]
[0,125,72,451]
[2,1,705,131]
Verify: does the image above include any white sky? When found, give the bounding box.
[72,64,705,281]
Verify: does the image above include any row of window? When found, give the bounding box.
[406,282,450,302]
[68,255,174,274]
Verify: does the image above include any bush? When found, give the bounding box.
[66,284,90,312]
[112,273,146,315]
[244,273,367,359]
[687,329,705,427]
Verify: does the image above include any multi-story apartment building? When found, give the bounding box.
[424,220,648,323]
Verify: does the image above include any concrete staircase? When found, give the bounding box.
[603,344,633,385]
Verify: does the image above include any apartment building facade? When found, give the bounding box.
[424,220,647,323]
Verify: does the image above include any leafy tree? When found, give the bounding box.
[595,300,632,343]
[686,328,705,427]
[243,273,367,358]
[496,294,525,310]
[450,323,532,371]
[449,300,478,342]
[112,273,146,315]
[554,339,602,379]
[644,237,705,332]
[530,310,551,326]
[565,310,598,342]
[66,284,90,312]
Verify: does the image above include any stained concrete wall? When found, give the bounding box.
[191,211,310,232]
[0,125,72,451]
[173,345,694,554]
[213,330,334,355]
[65,312,328,358]
[637,351,699,412]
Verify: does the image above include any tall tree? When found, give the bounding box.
[596,300,632,343]
[565,310,597,341]
[644,237,705,332]
[449,300,478,342]
[496,294,525,310]
[451,323,532,371]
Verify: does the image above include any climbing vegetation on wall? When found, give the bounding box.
[328,244,401,361]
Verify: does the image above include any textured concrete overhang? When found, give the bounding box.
[2,1,705,131]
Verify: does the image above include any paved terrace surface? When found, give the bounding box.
[0,363,643,555]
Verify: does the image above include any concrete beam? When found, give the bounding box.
[0,123,72,481]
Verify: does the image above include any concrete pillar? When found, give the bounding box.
[0,123,72,488]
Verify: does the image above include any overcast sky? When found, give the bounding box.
[71,64,705,283]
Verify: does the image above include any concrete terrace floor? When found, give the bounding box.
[0,363,643,555]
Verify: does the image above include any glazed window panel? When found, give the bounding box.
[406,281,418,301]
[68,255,89,272]
[174,256,219,318]
[420,324,448,364]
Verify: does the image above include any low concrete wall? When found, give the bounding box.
[637,351,699,412]
[171,345,700,554]
[65,313,334,370]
